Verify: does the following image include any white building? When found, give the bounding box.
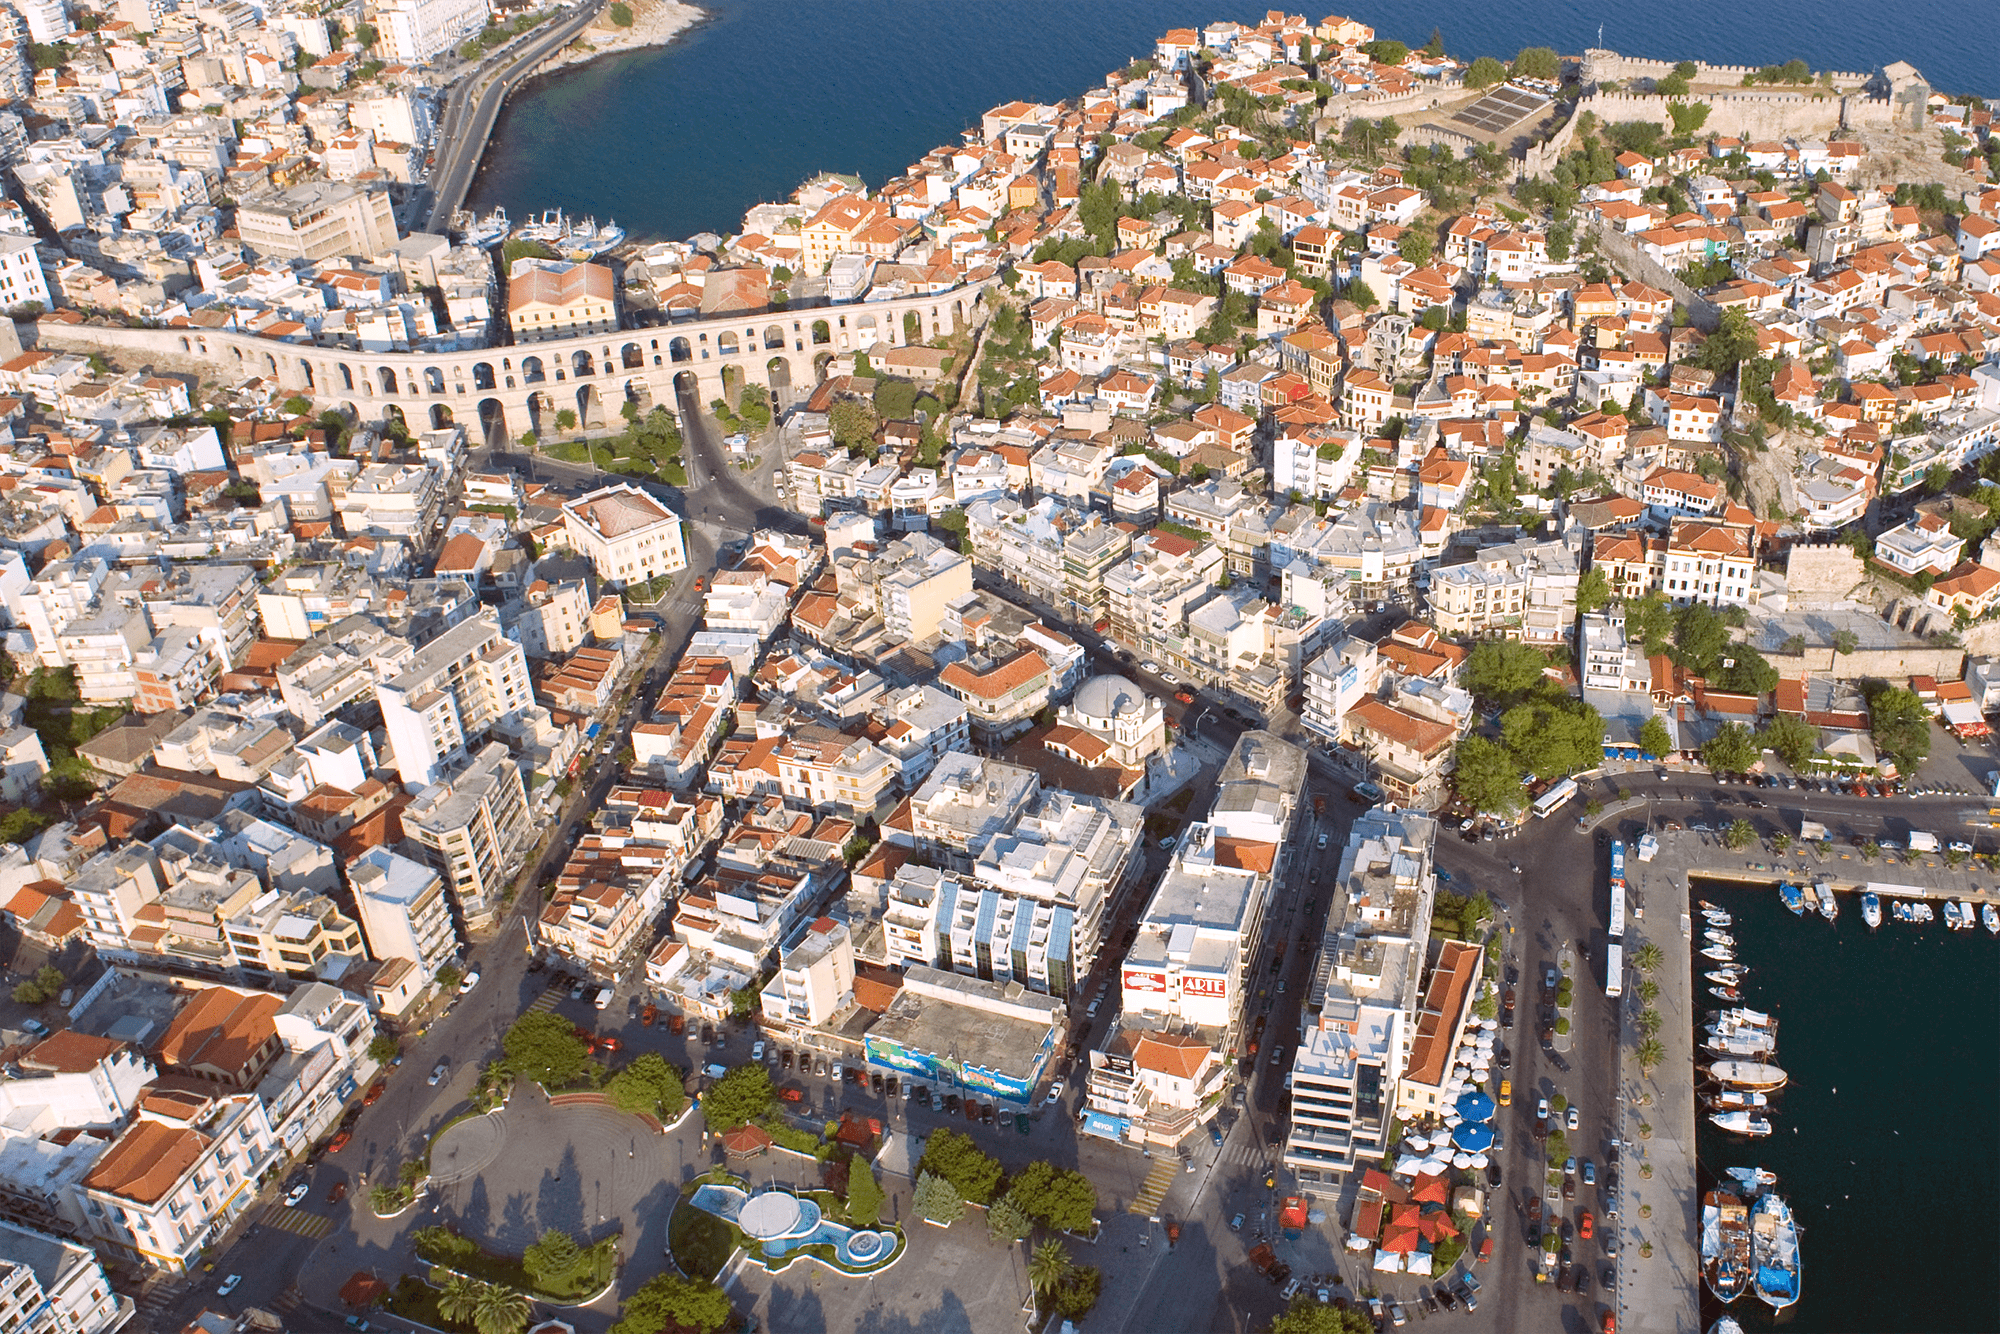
[0,233,51,312]
[350,846,459,982]
[402,742,530,930]
[379,0,491,65]
[758,916,856,1029]
[376,609,533,786]
[562,483,687,589]
[0,1219,133,1334]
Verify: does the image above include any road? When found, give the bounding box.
[421,0,608,234]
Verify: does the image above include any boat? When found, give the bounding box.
[1706,1061,1788,1091]
[1704,969,1746,985]
[561,216,626,257]
[1715,1007,1772,1026]
[1861,891,1881,929]
[1710,986,1741,1001]
[1701,1190,1754,1303]
[457,207,509,248]
[1893,900,1916,923]
[1957,900,1980,930]
[1984,903,2000,935]
[1710,1110,1773,1136]
[516,208,569,244]
[1944,901,1970,931]
[1818,888,1838,922]
[1704,929,1735,946]
[1725,1166,1777,1193]
[1914,902,1934,923]
[1704,1089,1769,1110]
[1750,1192,1801,1310]
[1778,883,1805,915]
[1802,883,1821,915]
[1701,944,1737,962]
[1702,908,1734,927]
[1698,899,1722,912]
[1706,1034,1777,1058]
[1710,1319,1745,1334]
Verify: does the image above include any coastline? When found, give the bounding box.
[532,0,707,77]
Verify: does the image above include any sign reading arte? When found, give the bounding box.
[1181,974,1228,999]
[1123,969,1168,993]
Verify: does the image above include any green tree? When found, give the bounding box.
[986,1195,1033,1244]
[1464,55,1507,88]
[354,21,379,48]
[1864,684,1931,771]
[1345,278,1378,309]
[1052,1266,1103,1320]
[1512,46,1560,80]
[611,1273,732,1334]
[1636,1036,1666,1074]
[1714,646,1777,696]
[1007,1161,1097,1234]
[874,378,919,421]
[1760,712,1818,768]
[604,1052,686,1120]
[1462,640,1549,705]
[917,1128,1003,1205]
[845,1160,885,1228]
[1501,695,1604,780]
[1668,100,1711,137]
[700,1064,776,1132]
[1638,715,1674,759]
[437,1274,484,1327]
[1701,721,1759,775]
[1625,593,1675,654]
[1028,1238,1074,1299]
[1452,735,1525,815]
[829,399,879,451]
[1633,942,1663,974]
[472,1284,529,1334]
[914,1170,964,1224]
[1271,1298,1378,1333]
[1723,818,1756,850]
[1399,229,1434,268]
[554,407,578,434]
[367,1034,401,1064]
[1654,73,1689,98]
[1692,308,1760,377]
[522,1229,582,1288]
[11,965,64,1005]
[1832,629,1859,655]
[502,1011,590,1089]
[1360,39,1408,66]
[1671,602,1731,674]
[1575,567,1610,614]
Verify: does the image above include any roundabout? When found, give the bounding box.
[428,1112,507,1185]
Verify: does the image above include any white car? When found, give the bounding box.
[459,969,480,994]
[217,1275,242,1296]
[1044,1080,1064,1105]
[284,1182,310,1208]
[831,1062,844,1083]
[428,1059,450,1086]
[751,1040,765,1062]
[1949,840,1974,853]
[1160,670,1181,685]
[1566,1105,1580,1131]
[1140,661,1161,674]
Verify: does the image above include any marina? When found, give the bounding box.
[1689,875,1998,1332]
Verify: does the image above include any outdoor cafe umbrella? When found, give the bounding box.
[1456,1090,1496,1122]
[1451,1122,1494,1151]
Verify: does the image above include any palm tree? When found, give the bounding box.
[1028,1239,1073,1299]
[1772,833,1791,854]
[436,1274,483,1328]
[1636,1008,1663,1038]
[471,1284,530,1334]
[1636,1036,1665,1074]
[1632,943,1663,976]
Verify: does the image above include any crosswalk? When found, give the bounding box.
[523,986,562,1016]
[1128,1156,1180,1216]
[261,1205,334,1239]
[1213,1139,1269,1172]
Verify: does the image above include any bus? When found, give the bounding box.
[1532,777,1579,819]
[1609,840,1626,881]
[1604,941,1624,997]
[1609,880,1627,941]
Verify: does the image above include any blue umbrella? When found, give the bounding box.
[1451,1122,1494,1151]
[1456,1091,1495,1123]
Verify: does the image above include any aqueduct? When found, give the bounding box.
[35,277,997,442]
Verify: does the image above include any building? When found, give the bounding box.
[379,0,491,64]
[1662,517,1758,609]
[376,609,533,786]
[78,1085,278,1272]
[350,846,459,983]
[1051,673,1167,780]
[507,261,618,343]
[233,181,398,263]
[0,1219,134,1334]
[562,483,688,589]
[514,578,591,659]
[860,965,1063,1109]
[1281,993,1405,1189]
[0,233,52,312]
[1392,940,1485,1119]
[1301,636,1379,745]
[758,916,856,1029]
[402,742,530,930]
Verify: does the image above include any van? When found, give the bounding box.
[594,988,613,1010]
[1498,1078,1512,1106]
[703,1063,729,1079]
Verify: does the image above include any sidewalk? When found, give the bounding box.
[1614,864,1699,1334]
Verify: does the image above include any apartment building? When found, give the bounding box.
[964,496,1131,626]
[377,609,533,786]
[674,864,816,973]
[758,916,857,1029]
[936,621,1084,746]
[862,683,969,792]
[0,1219,133,1334]
[536,836,677,976]
[402,742,530,930]
[709,722,899,819]
[702,570,791,641]
[1102,529,1226,650]
[1579,612,1651,695]
[78,1085,278,1272]
[1301,636,1380,745]
[1426,536,1582,644]
[234,180,397,263]
[1392,940,1485,1119]
[562,483,687,589]
[350,845,459,982]
[514,577,592,659]
[379,0,489,65]
[1662,517,1758,609]
[337,463,443,546]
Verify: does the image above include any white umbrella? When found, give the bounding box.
[1470,1152,1490,1168]
[1471,1059,1492,1074]
[1443,1112,1462,1127]
[1475,1032,1495,1050]
[1452,1151,1474,1168]
[1405,1133,1430,1153]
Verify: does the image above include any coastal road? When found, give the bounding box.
[422,0,608,234]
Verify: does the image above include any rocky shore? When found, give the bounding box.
[534,0,705,76]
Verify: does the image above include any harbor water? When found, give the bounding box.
[467,0,1996,244]
[1690,877,1999,1333]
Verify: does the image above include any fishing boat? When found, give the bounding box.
[1957,900,1980,930]
[1701,1190,1753,1303]
[1725,1166,1777,1193]
[1802,883,1821,915]
[1984,903,2000,935]
[1860,891,1881,930]
[1892,901,1916,923]
[1944,901,1971,931]
[1715,1007,1772,1026]
[1706,1033,1776,1059]
[1705,1061,1788,1091]
[1710,1110,1773,1136]
[1709,985,1741,1001]
[1703,1089,1769,1110]
[1701,944,1737,962]
[1704,968,1746,985]
[1750,1192,1801,1310]
[515,208,570,244]
[1698,899,1722,913]
[1778,883,1805,915]
[1818,887,1838,922]
[457,207,510,248]
[1914,901,1934,923]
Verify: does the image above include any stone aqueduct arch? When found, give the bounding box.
[52,283,993,443]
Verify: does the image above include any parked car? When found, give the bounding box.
[459,970,480,994]
[641,1003,657,1027]
[284,1180,310,1207]
[1566,1104,1580,1131]
[327,1130,352,1153]
[1580,1210,1594,1240]
[831,1062,844,1083]
[327,1179,348,1204]
[751,1040,765,1062]
[1045,1080,1065,1105]
[217,1275,242,1297]
[362,1080,386,1106]
[428,1060,449,1086]
[943,1093,961,1113]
